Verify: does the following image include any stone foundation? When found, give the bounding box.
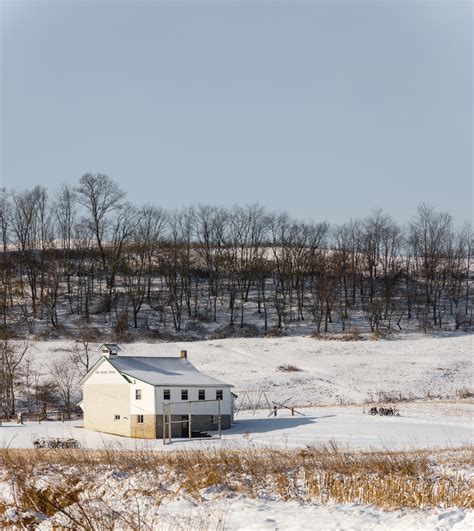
[130,414,156,439]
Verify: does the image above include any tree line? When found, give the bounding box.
[0,173,472,339]
[0,335,93,420]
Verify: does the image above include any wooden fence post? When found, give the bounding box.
[188,401,192,439]
[168,402,172,443]
[218,399,221,438]
[162,404,166,444]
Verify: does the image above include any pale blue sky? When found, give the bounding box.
[1,0,472,223]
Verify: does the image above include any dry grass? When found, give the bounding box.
[277,364,302,372]
[0,445,472,528]
[457,388,474,399]
[312,328,363,341]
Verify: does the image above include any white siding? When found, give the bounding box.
[85,357,127,384]
[82,356,234,435]
[82,358,132,436]
[154,386,233,416]
[129,380,156,415]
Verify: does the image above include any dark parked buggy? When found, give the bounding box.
[368,405,400,417]
[33,437,81,449]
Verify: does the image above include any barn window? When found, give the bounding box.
[198,389,205,400]
[181,389,188,400]
[135,389,142,400]
[114,414,120,420]
[137,415,144,424]
[216,389,223,401]
[163,389,171,400]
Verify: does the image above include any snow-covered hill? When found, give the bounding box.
[27,333,473,406]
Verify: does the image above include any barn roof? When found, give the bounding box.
[106,356,232,387]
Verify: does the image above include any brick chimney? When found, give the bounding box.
[180,350,187,359]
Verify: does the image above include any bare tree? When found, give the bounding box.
[21,353,37,414]
[108,204,140,315]
[69,324,99,377]
[0,176,470,338]
[163,210,195,332]
[409,204,453,328]
[0,338,28,417]
[55,184,77,310]
[75,173,126,312]
[195,205,226,322]
[51,358,79,420]
[122,206,165,329]
[138,206,166,301]
[225,204,266,328]
[10,186,53,320]
[35,380,60,420]
[0,188,10,253]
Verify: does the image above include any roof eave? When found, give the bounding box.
[119,372,233,388]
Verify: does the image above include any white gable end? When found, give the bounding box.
[83,357,128,385]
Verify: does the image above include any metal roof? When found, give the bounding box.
[100,343,121,351]
[106,356,232,387]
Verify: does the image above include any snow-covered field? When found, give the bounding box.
[111,498,473,531]
[2,463,472,531]
[4,333,472,530]
[7,334,474,451]
[1,401,472,451]
[28,332,473,405]
[1,436,472,530]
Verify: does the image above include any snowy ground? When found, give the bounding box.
[3,460,473,530]
[1,401,472,451]
[2,404,472,530]
[125,498,473,531]
[6,333,472,529]
[27,332,473,405]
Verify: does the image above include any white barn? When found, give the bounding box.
[79,344,234,439]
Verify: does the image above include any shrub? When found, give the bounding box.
[264,327,285,338]
[312,328,364,341]
[277,364,302,372]
[209,324,261,340]
[112,311,130,341]
[457,388,474,399]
